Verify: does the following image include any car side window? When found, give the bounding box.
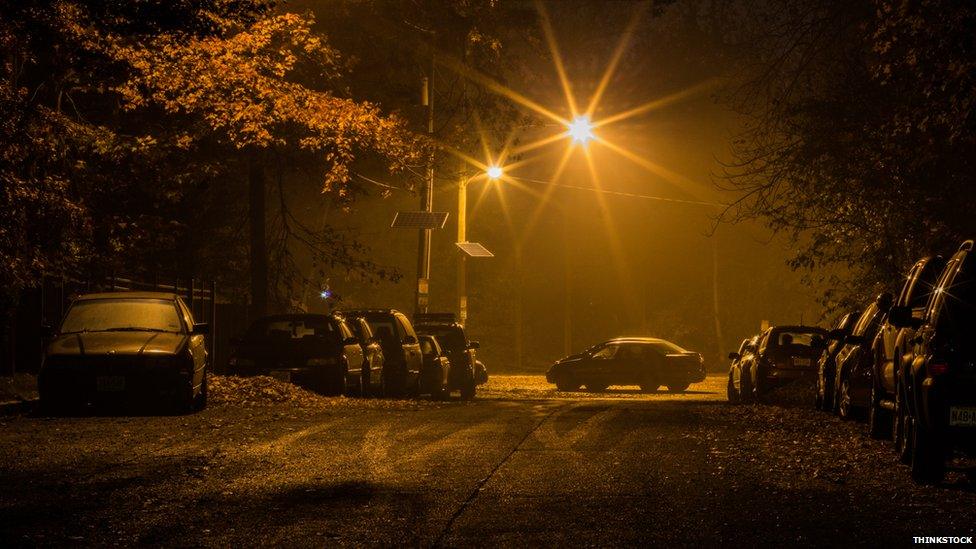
[926,257,959,324]
[592,344,618,359]
[898,263,921,307]
[420,338,434,355]
[337,319,353,340]
[396,315,417,340]
[358,319,373,341]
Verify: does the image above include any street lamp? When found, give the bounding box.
[567,115,595,145]
[486,165,504,180]
[455,167,500,325]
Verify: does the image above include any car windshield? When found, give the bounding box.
[418,326,465,351]
[248,317,340,344]
[60,298,183,334]
[768,330,822,348]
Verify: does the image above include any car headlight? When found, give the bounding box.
[307,358,338,366]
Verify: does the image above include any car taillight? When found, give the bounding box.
[928,361,949,376]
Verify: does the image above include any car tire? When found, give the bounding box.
[910,415,946,484]
[460,379,476,400]
[667,383,690,393]
[814,376,823,410]
[555,376,580,392]
[868,384,892,439]
[740,370,755,404]
[193,369,209,411]
[822,373,835,412]
[346,368,364,398]
[727,373,739,404]
[895,382,913,464]
[837,376,854,420]
[361,362,372,398]
[322,366,346,396]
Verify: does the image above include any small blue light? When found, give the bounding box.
[320,289,332,299]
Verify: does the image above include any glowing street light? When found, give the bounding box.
[567,115,595,145]
[486,165,504,180]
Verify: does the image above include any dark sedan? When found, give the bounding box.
[546,337,706,393]
[38,292,210,413]
[228,314,364,396]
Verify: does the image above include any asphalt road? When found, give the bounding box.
[2,375,975,547]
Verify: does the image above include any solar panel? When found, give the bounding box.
[390,211,449,229]
[456,241,494,258]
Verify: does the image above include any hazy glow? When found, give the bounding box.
[487,165,504,179]
[568,116,595,145]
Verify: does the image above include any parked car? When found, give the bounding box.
[814,311,859,411]
[727,336,758,403]
[418,334,451,399]
[228,314,364,396]
[730,325,828,403]
[546,337,706,393]
[868,255,946,450]
[38,292,209,413]
[341,309,422,397]
[891,240,976,483]
[336,313,385,397]
[415,313,482,400]
[832,302,885,419]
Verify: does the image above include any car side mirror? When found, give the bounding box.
[469,341,480,349]
[403,335,417,344]
[344,336,358,345]
[887,306,917,329]
[192,323,209,335]
[728,352,741,360]
[827,328,846,340]
[876,292,894,313]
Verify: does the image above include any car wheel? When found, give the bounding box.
[910,415,946,484]
[460,379,476,400]
[739,372,754,403]
[814,375,823,410]
[667,383,690,393]
[586,383,608,392]
[727,373,739,404]
[555,375,580,392]
[895,382,913,464]
[822,373,835,412]
[361,362,372,398]
[194,368,209,411]
[346,368,365,398]
[322,366,346,396]
[837,377,853,420]
[868,384,892,439]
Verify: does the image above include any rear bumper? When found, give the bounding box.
[919,374,976,453]
[39,365,191,405]
[762,367,816,385]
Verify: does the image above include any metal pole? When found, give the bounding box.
[563,213,572,356]
[416,59,434,314]
[457,172,467,325]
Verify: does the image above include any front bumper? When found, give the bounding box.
[39,357,191,406]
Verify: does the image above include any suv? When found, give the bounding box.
[868,255,946,447]
[341,309,422,397]
[731,325,827,403]
[417,334,451,399]
[335,313,385,397]
[832,303,885,419]
[414,313,483,400]
[727,336,758,403]
[815,311,859,411]
[892,240,976,483]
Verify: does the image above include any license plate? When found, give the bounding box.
[270,371,291,383]
[96,376,126,392]
[793,357,811,367]
[949,407,976,427]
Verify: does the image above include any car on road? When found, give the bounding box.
[546,337,706,393]
[228,314,365,396]
[415,313,483,399]
[730,325,828,403]
[814,311,859,411]
[418,334,451,399]
[832,302,885,419]
[868,255,946,450]
[727,336,758,403]
[341,309,422,397]
[891,240,976,483]
[337,313,385,397]
[38,291,209,413]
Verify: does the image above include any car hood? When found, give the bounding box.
[47,331,188,356]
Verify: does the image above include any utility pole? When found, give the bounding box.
[416,56,434,314]
[456,166,467,324]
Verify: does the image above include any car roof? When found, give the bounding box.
[251,313,331,322]
[769,325,826,332]
[606,337,675,344]
[74,291,180,301]
[340,309,403,316]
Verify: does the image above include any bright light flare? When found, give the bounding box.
[486,165,504,180]
[567,115,595,145]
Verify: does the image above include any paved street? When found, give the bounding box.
[2,375,975,547]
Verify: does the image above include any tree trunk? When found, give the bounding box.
[248,157,268,318]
